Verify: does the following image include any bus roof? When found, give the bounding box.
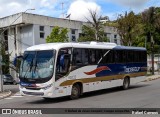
[26,42,146,51]
[113,45,146,50]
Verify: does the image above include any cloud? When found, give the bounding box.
[67,0,101,21]
[0,0,157,21]
[0,0,29,17]
[0,0,60,18]
[107,0,149,8]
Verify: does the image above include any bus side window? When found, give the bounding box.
[73,48,89,65]
[96,49,103,64]
[82,49,89,65]
[74,48,82,65]
[89,49,96,64]
[71,48,89,71]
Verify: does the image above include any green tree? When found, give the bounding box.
[78,9,108,42]
[0,41,12,74]
[142,7,156,42]
[46,26,68,43]
[141,7,160,74]
[141,7,160,53]
[117,11,140,46]
[0,34,22,74]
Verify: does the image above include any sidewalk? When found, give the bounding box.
[144,74,160,82]
[0,90,12,99]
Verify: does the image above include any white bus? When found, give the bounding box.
[17,42,147,99]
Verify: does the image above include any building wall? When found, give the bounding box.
[22,13,84,30]
[147,55,160,71]
[104,27,121,44]
[0,13,23,28]
[33,24,50,45]
[8,28,16,60]
[20,25,34,53]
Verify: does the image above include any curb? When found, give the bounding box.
[143,75,160,82]
[0,90,12,100]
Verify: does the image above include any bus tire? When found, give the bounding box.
[70,84,80,99]
[123,77,130,90]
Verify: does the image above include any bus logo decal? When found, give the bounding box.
[124,66,140,73]
[84,66,111,75]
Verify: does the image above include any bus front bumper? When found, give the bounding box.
[19,86,53,97]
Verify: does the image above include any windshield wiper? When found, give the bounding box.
[21,54,29,74]
[33,60,42,79]
[33,60,37,73]
[23,58,34,79]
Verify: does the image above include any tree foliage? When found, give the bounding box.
[141,7,160,53]
[0,35,20,74]
[117,11,140,46]
[46,26,68,43]
[0,41,11,74]
[78,9,108,42]
[115,7,160,54]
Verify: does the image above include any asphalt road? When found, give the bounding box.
[3,84,19,94]
[0,79,160,117]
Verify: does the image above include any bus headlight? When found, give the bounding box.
[42,84,53,90]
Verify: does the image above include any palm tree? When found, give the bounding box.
[82,9,108,42]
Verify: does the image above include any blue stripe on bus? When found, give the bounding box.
[96,63,147,77]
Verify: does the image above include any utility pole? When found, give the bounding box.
[151,36,154,75]
[0,9,35,92]
[61,2,64,18]
[0,40,3,92]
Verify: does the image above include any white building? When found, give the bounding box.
[0,12,121,77]
[147,54,160,71]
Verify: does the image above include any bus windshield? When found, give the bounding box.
[19,50,55,80]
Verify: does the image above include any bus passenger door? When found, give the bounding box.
[55,48,71,96]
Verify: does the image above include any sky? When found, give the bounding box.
[0,0,160,21]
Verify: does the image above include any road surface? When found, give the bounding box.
[1,79,160,117]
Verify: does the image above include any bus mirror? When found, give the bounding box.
[13,56,23,67]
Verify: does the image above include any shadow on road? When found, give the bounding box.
[27,84,150,104]
[81,84,150,99]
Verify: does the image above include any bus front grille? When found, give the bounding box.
[25,87,41,90]
[23,91,44,96]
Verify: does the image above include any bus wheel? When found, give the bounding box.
[123,77,130,90]
[70,84,80,99]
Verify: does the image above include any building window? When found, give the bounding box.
[4,30,8,51]
[114,34,117,39]
[71,29,76,42]
[39,26,44,31]
[40,32,45,38]
[72,48,89,66]
[39,26,45,39]
[114,39,117,44]
[72,36,76,41]
[71,29,76,34]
